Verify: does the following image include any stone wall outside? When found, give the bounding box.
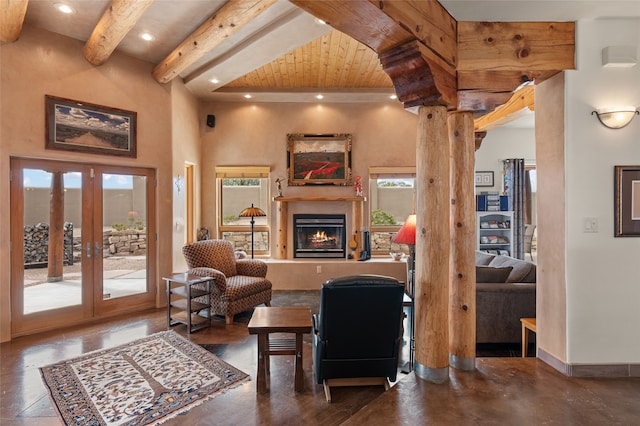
[25,223,147,267]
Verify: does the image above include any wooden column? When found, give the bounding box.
[414,106,450,383]
[448,111,477,371]
[274,199,287,259]
[352,198,363,259]
[47,172,64,282]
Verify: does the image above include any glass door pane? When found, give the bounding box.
[101,173,148,300]
[22,168,84,314]
[11,159,155,336]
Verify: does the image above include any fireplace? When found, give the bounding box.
[293,214,346,258]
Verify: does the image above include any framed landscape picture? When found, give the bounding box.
[614,165,640,237]
[45,95,137,158]
[287,133,352,186]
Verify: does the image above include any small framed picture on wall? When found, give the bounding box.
[475,171,494,187]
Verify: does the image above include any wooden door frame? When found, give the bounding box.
[92,164,156,317]
[9,157,156,337]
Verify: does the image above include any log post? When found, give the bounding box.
[414,106,450,383]
[274,199,287,259]
[448,111,477,371]
[47,172,64,282]
[352,198,363,259]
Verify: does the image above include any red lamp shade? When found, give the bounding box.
[392,214,416,245]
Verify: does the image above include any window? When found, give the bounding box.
[216,166,270,256]
[369,167,416,254]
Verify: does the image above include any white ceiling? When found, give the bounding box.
[19,0,640,128]
[440,0,640,21]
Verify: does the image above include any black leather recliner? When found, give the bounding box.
[312,274,405,402]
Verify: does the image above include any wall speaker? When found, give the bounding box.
[206,114,215,128]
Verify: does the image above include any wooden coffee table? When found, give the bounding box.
[247,306,312,393]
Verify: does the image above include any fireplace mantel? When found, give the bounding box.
[273,196,366,259]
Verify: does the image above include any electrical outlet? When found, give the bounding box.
[583,217,599,233]
[316,265,322,273]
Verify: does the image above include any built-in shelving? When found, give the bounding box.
[476,211,514,256]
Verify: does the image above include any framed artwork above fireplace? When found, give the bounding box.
[287,133,352,186]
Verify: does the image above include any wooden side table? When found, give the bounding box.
[164,273,214,333]
[247,306,312,393]
[520,317,537,357]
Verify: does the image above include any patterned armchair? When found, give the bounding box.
[182,240,272,325]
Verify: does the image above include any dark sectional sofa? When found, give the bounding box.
[476,251,536,344]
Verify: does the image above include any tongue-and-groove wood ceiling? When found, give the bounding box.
[225,29,393,89]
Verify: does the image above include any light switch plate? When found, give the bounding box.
[583,217,599,233]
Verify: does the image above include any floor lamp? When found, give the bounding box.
[392,214,416,372]
[239,203,266,259]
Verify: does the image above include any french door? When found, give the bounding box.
[10,158,156,336]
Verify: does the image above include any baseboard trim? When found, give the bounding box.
[569,363,640,378]
[538,348,569,375]
[538,348,640,377]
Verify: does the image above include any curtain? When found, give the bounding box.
[503,159,525,259]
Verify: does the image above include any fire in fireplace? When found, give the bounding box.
[293,214,346,258]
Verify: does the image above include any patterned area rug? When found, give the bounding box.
[40,330,248,426]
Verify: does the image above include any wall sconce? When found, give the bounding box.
[592,107,638,129]
[174,175,184,193]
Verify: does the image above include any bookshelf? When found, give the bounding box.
[476,211,514,256]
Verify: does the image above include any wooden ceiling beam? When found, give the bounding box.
[153,0,278,84]
[0,0,29,42]
[457,21,575,73]
[380,40,456,108]
[83,0,154,66]
[368,0,457,68]
[457,91,513,114]
[289,0,413,52]
[458,70,556,92]
[456,21,572,112]
[473,84,535,131]
[369,0,458,108]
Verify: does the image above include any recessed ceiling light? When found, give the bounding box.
[244,94,252,99]
[140,32,155,41]
[316,94,324,100]
[54,3,74,14]
[209,78,219,84]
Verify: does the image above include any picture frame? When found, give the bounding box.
[45,95,137,158]
[614,165,640,237]
[287,133,352,186]
[475,171,494,187]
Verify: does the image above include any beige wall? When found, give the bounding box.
[563,18,640,366]
[171,80,201,273]
[535,73,568,366]
[0,26,175,341]
[199,101,419,256]
[23,187,147,227]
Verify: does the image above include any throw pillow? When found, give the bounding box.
[475,251,495,266]
[488,256,535,282]
[476,266,513,283]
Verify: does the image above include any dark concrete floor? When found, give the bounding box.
[2,290,639,425]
